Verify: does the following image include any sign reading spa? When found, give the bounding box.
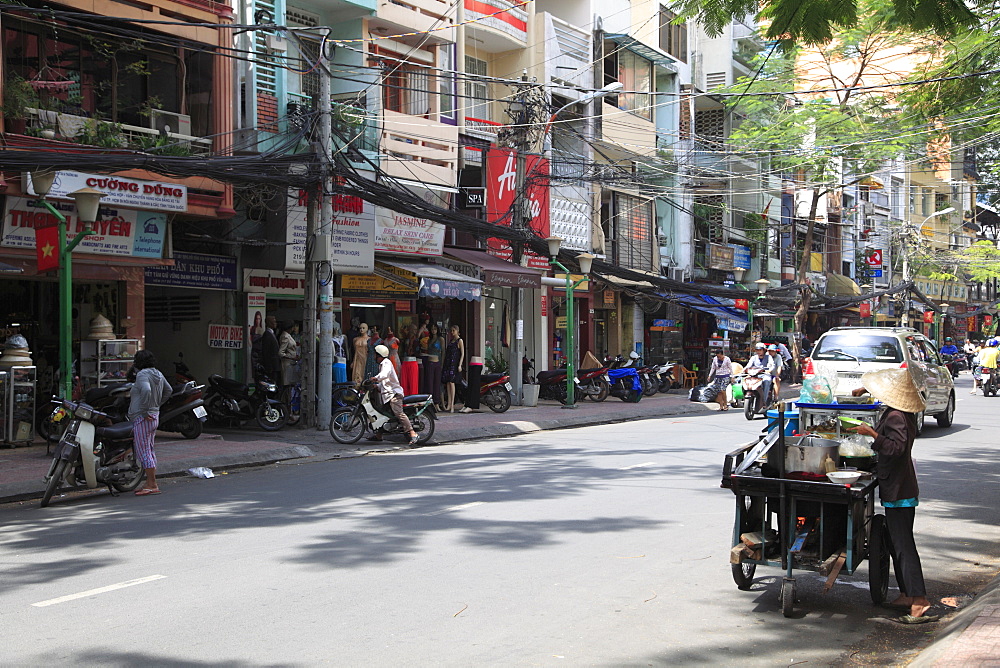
[1,196,166,258]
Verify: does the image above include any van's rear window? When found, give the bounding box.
[812,334,904,363]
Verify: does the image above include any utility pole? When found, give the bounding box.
[302,197,317,426]
[316,39,334,429]
[507,72,531,406]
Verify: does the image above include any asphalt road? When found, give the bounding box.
[2,375,998,667]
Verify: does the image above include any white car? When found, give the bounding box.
[809,326,955,434]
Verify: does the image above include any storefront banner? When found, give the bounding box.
[285,189,376,274]
[968,316,976,331]
[25,170,187,212]
[709,243,735,271]
[729,244,751,270]
[244,269,306,296]
[374,207,445,256]
[208,323,244,349]
[427,256,483,282]
[341,264,419,299]
[145,252,238,290]
[2,196,165,258]
[418,278,482,301]
[485,147,550,270]
[718,317,748,332]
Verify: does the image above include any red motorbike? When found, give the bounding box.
[479,372,513,413]
[576,366,611,402]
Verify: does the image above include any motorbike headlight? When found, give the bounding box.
[261,382,276,392]
[75,405,93,421]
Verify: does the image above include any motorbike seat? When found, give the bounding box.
[84,386,118,404]
[536,370,566,382]
[209,374,247,394]
[577,368,603,375]
[480,374,504,384]
[402,394,432,404]
[96,421,135,440]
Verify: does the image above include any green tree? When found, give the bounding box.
[680,0,975,44]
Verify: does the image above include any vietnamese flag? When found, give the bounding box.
[923,311,935,324]
[859,302,871,318]
[734,299,749,311]
[35,225,59,272]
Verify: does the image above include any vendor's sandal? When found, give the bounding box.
[894,614,940,625]
[408,435,420,446]
[135,488,161,496]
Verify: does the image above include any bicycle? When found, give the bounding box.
[278,382,302,426]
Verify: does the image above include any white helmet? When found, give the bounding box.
[375,344,390,358]
[755,342,766,350]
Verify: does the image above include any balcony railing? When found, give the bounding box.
[25,108,212,155]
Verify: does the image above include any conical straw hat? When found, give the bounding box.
[860,368,926,413]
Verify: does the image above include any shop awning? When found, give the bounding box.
[826,272,862,296]
[597,273,655,289]
[443,248,543,289]
[0,261,23,273]
[676,295,749,333]
[379,259,483,301]
[604,34,679,72]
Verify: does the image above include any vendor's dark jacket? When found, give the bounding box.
[872,408,919,502]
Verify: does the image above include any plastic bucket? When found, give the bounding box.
[766,409,799,436]
[522,384,540,407]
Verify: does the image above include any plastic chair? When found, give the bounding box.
[682,367,700,388]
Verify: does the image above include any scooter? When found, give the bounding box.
[742,367,775,420]
[576,366,611,402]
[329,380,436,445]
[656,363,677,393]
[158,381,208,438]
[983,367,999,397]
[941,353,962,379]
[204,371,287,431]
[607,367,643,402]
[479,372,513,413]
[40,399,145,507]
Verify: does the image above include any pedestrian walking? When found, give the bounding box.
[129,349,172,496]
[850,369,937,624]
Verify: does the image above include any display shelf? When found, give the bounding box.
[2,366,36,446]
[80,339,140,388]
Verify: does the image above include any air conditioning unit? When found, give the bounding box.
[668,267,687,282]
[148,109,192,136]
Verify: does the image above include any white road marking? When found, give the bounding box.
[619,462,658,470]
[426,501,486,516]
[32,575,166,607]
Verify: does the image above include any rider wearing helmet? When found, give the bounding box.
[745,342,778,410]
[940,336,959,357]
[978,339,1000,396]
[370,343,419,445]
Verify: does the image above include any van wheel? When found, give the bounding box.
[935,394,955,428]
[914,411,924,437]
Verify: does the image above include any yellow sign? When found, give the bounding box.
[341,263,418,298]
[555,316,568,329]
[552,274,589,291]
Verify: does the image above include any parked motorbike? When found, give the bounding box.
[576,366,611,402]
[204,372,287,431]
[742,367,775,420]
[656,363,677,393]
[40,399,145,507]
[536,367,569,403]
[607,367,643,402]
[174,352,196,384]
[458,372,514,412]
[329,380,435,445]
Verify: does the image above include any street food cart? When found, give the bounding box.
[722,403,890,617]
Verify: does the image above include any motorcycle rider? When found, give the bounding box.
[978,339,1000,395]
[368,344,419,446]
[939,337,958,357]
[745,342,778,411]
[767,344,784,395]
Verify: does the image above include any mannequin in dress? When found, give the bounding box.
[332,318,346,360]
[382,326,401,374]
[441,324,465,413]
[351,323,369,385]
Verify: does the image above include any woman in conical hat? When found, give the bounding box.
[850,369,936,624]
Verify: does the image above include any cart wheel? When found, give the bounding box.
[869,514,892,604]
[732,562,757,590]
[780,578,796,617]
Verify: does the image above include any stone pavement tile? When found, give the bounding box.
[933,607,1000,667]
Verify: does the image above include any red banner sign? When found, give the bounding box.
[968,316,977,331]
[485,147,550,270]
[35,225,59,272]
[923,311,935,324]
[859,302,871,318]
[733,299,749,311]
[985,315,994,328]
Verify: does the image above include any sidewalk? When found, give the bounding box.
[909,573,1000,667]
[1,387,763,503]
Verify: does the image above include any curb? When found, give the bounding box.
[909,573,1000,667]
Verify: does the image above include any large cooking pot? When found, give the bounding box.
[784,435,840,474]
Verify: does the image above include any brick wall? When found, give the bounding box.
[257,92,278,134]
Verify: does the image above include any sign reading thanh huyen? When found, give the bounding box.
[25,170,188,213]
[1,196,166,258]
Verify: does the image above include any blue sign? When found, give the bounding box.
[729,243,752,270]
[144,251,238,290]
[871,269,883,278]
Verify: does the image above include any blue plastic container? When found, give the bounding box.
[766,409,800,436]
[333,361,347,384]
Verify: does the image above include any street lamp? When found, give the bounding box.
[30,170,104,399]
[546,236,593,409]
[939,302,950,347]
[901,207,956,326]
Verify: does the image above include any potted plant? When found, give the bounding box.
[2,76,39,134]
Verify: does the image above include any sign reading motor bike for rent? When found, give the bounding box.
[208,324,244,349]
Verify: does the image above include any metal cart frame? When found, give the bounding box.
[722,408,891,617]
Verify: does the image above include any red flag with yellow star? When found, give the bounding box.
[35,226,59,272]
